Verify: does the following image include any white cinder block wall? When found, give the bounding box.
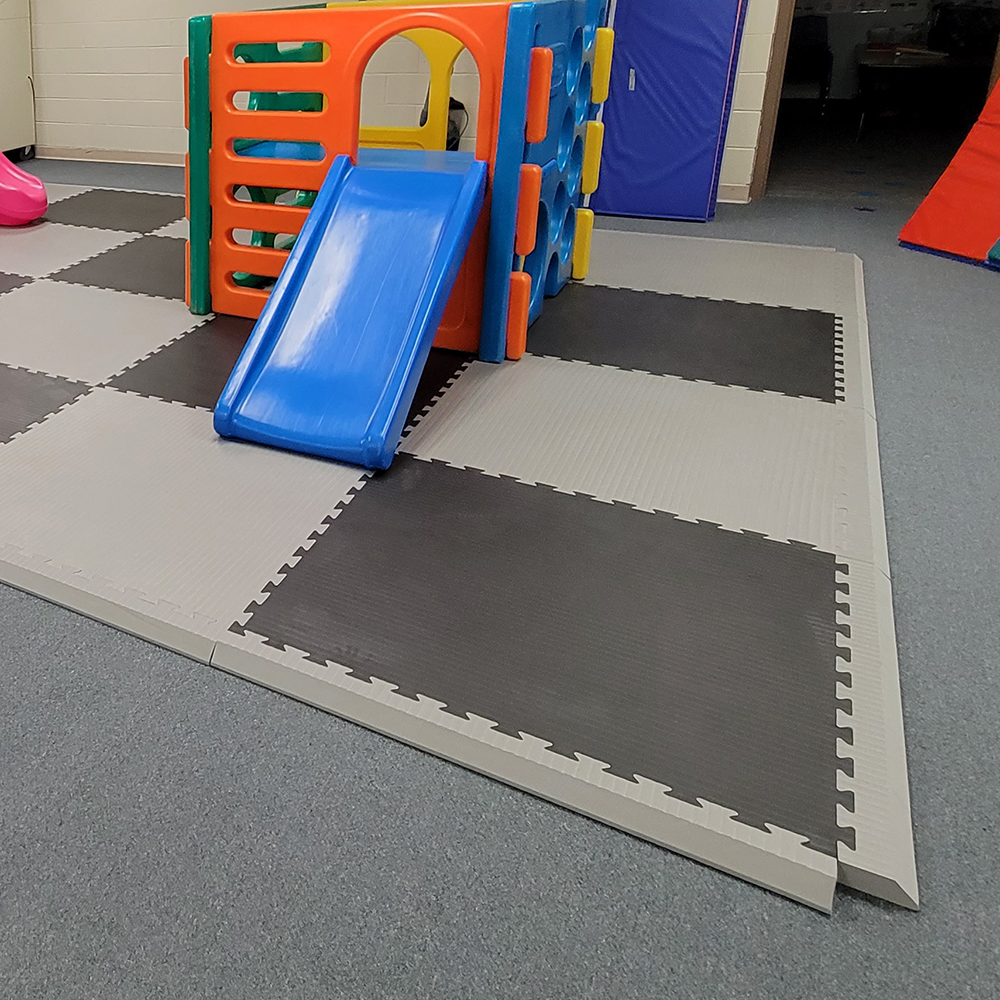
[717,0,781,203]
[29,0,282,163]
[29,0,481,164]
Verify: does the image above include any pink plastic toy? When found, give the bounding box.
[0,151,47,226]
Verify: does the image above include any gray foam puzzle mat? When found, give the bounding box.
[43,189,185,234]
[108,314,256,410]
[235,454,848,856]
[0,188,917,913]
[0,364,88,445]
[527,283,839,402]
[0,271,31,296]
[52,234,186,300]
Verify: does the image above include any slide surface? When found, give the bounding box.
[215,149,487,469]
[899,81,1000,266]
[0,151,47,226]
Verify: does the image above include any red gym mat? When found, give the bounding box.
[900,81,1000,266]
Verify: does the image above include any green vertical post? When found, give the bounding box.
[188,15,213,315]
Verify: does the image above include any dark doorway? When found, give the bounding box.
[761,2,1000,209]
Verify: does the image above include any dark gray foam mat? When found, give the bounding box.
[106,322,468,416]
[0,363,89,444]
[404,349,470,427]
[0,272,31,296]
[43,190,185,234]
[52,235,186,300]
[236,455,851,855]
[529,284,839,403]
[107,315,254,408]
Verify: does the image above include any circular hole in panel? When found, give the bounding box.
[557,106,574,172]
[575,61,592,124]
[568,135,584,198]
[560,205,576,264]
[544,252,562,297]
[566,28,584,96]
[551,182,569,242]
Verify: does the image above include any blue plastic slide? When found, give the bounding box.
[215,148,487,469]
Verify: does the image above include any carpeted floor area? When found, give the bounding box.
[1,158,997,998]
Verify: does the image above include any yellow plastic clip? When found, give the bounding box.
[572,208,594,280]
[591,28,614,104]
[581,120,604,195]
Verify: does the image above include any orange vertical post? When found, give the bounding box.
[525,47,552,143]
[505,271,531,359]
[514,163,542,256]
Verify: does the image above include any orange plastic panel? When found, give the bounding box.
[435,210,489,352]
[514,163,542,256]
[505,270,530,360]
[525,47,552,144]
[207,3,512,322]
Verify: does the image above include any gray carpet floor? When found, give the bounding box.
[1,159,997,998]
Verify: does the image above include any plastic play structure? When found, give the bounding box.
[186,0,613,469]
[899,78,1000,269]
[0,151,47,226]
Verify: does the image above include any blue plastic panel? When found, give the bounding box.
[479,1,537,363]
[523,0,603,306]
[526,159,575,324]
[591,0,747,222]
[481,0,608,362]
[214,149,487,469]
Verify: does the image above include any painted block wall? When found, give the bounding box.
[28,0,482,164]
[717,0,780,203]
[28,0,282,163]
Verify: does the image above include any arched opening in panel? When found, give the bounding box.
[359,29,480,153]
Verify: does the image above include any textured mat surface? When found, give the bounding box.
[52,234,186,300]
[0,187,915,913]
[43,188,186,234]
[236,453,847,855]
[528,283,839,402]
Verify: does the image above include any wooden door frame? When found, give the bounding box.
[749,0,797,201]
[990,33,1000,97]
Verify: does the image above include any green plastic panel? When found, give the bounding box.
[188,15,212,316]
